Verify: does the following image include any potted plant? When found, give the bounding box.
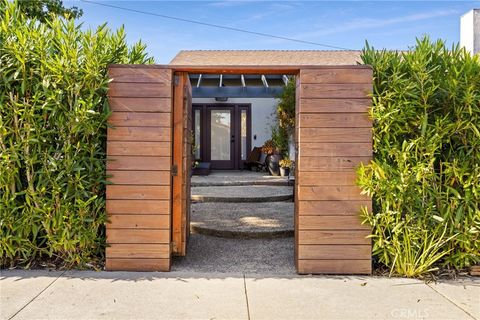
[262,139,280,176]
[279,158,292,177]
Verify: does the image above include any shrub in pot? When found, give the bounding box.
[279,158,293,177]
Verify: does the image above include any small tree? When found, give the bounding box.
[271,78,296,157]
[16,0,83,21]
[276,79,296,135]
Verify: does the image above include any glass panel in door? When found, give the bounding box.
[210,109,231,161]
[194,109,201,159]
[240,110,247,160]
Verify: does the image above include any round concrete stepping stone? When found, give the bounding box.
[191,170,294,187]
[191,185,293,203]
[190,202,294,239]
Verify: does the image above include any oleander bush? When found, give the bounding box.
[358,37,480,277]
[0,1,153,268]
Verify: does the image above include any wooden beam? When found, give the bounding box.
[196,74,202,87]
[261,75,269,88]
[109,64,372,75]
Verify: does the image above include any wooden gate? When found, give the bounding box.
[105,65,373,274]
[172,72,192,256]
[295,66,373,274]
[106,66,173,271]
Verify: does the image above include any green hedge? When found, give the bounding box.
[0,1,153,268]
[358,38,480,277]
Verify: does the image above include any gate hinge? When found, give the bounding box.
[171,164,178,176]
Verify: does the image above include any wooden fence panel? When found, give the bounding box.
[106,66,172,271]
[296,67,373,274]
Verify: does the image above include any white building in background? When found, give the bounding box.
[461,9,480,55]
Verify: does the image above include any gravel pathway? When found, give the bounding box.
[191,202,294,238]
[171,234,295,274]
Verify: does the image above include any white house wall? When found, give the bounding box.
[461,9,480,55]
[192,97,278,148]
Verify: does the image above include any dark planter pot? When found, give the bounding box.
[267,154,281,176]
[192,162,211,176]
[280,167,290,177]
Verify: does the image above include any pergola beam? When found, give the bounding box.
[261,75,269,88]
[196,74,202,88]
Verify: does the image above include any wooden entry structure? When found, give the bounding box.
[106,64,372,274]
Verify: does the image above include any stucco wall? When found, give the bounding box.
[192,97,278,148]
[461,9,480,55]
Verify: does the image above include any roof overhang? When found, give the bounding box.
[109,64,370,75]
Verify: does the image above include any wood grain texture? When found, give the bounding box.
[107,214,170,229]
[295,67,372,275]
[109,68,172,83]
[298,113,371,128]
[298,245,371,260]
[108,112,171,127]
[107,200,170,215]
[298,230,371,245]
[106,258,170,271]
[297,156,371,171]
[297,260,371,274]
[107,141,171,157]
[298,215,370,230]
[296,172,357,186]
[298,142,372,157]
[297,186,369,201]
[298,98,371,113]
[106,156,170,171]
[106,244,170,259]
[300,84,372,99]
[107,229,170,244]
[470,266,480,276]
[107,127,171,142]
[297,200,372,215]
[106,185,170,200]
[109,83,171,98]
[300,68,373,84]
[298,128,372,143]
[172,72,191,256]
[106,66,173,272]
[107,170,170,185]
[109,97,171,113]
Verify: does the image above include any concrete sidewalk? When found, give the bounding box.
[1,270,479,320]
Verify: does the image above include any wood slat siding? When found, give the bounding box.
[296,67,373,275]
[107,141,170,157]
[106,66,172,271]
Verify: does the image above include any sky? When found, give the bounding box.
[65,1,480,63]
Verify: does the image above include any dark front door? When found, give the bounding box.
[193,104,251,170]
